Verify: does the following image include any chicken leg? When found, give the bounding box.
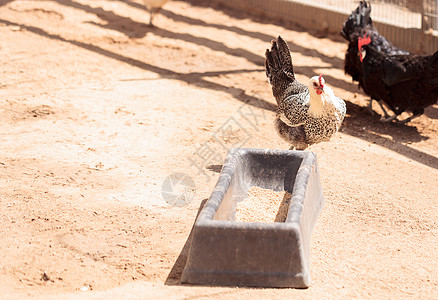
[143,0,170,26]
[148,7,161,26]
[395,108,424,124]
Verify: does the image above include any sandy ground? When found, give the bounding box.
[0,0,437,298]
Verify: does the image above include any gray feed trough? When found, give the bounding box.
[181,148,324,288]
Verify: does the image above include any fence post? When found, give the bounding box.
[435,0,438,31]
[421,0,428,30]
[418,0,428,52]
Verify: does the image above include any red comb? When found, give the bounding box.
[318,74,324,87]
[358,33,371,49]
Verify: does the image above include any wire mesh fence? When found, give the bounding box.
[215,0,438,53]
[370,0,437,31]
[293,0,437,31]
[423,0,438,30]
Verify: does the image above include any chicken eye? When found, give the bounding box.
[313,82,317,87]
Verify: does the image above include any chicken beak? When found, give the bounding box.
[316,85,324,95]
[358,50,363,63]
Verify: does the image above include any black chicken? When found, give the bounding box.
[341,0,408,55]
[341,0,413,120]
[357,34,438,123]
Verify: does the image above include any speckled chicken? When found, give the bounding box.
[143,0,170,26]
[265,36,346,150]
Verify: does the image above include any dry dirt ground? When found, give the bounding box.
[0,0,437,299]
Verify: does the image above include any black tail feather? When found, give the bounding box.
[430,50,438,68]
[341,0,372,41]
[265,36,295,84]
[265,36,297,104]
[428,50,438,85]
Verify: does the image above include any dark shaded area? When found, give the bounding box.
[59,0,343,69]
[1,0,435,169]
[0,18,275,112]
[343,101,428,144]
[274,192,291,222]
[53,0,347,102]
[206,164,223,173]
[341,101,438,169]
[0,0,13,7]
[424,104,438,119]
[62,0,364,101]
[57,0,264,65]
[165,198,207,285]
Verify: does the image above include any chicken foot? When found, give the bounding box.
[148,7,162,26]
[380,114,399,123]
[368,98,398,123]
[394,109,424,124]
[368,98,393,120]
[375,100,392,119]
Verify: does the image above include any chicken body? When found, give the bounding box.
[143,0,169,26]
[265,36,346,150]
[358,36,438,123]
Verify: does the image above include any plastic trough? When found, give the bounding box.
[181,148,324,288]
